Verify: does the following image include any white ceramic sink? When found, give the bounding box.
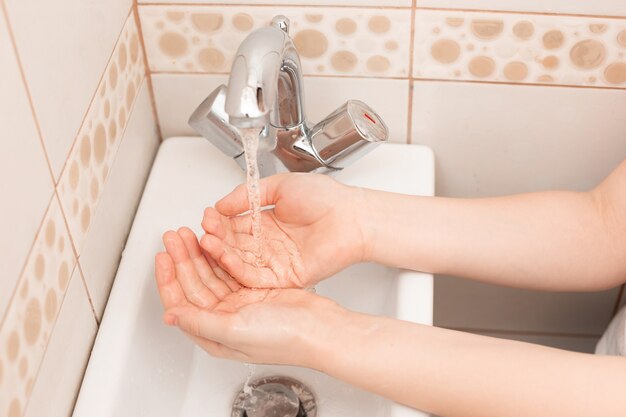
[73,137,435,417]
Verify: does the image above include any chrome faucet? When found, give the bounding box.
[189,15,388,177]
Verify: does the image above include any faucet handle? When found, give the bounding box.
[271,15,290,33]
[188,85,244,158]
[310,100,388,169]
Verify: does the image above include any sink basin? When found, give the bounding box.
[73,137,435,417]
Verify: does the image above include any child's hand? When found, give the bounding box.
[155,227,348,366]
[200,173,369,289]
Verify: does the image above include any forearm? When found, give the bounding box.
[362,188,624,291]
[312,312,626,417]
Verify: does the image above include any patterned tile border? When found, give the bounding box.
[57,12,146,252]
[0,197,77,417]
[414,9,626,87]
[138,5,412,77]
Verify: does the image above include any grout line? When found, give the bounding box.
[406,0,416,144]
[139,2,411,9]
[76,262,101,325]
[150,70,626,91]
[54,188,80,259]
[414,6,626,20]
[134,0,164,142]
[0,0,55,183]
[406,80,414,144]
[0,194,55,331]
[74,76,150,322]
[152,70,411,80]
[136,2,626,19]
[412,77,626,91]
[612,284,625,317]
[54,6,136,187]
[444,326,603,339]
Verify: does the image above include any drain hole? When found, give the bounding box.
[232,376,316,417]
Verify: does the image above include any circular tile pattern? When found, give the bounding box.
[293,29,328,58]
[431,39,461,64]
[331,50,358,72]
[503,61,528,81]
[469,56,495,77]
[570,39,606,69]
[159,32,188,57]
[23,298,42,345]
[604,61,626,84]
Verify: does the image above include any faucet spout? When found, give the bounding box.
[225,16,305,129]
[189,14,389,177]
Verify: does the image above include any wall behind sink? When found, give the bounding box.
[138,0,626,354]
[0,2,159,417]
[4,2,623,415]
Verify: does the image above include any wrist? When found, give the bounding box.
[296,302,360,371]
[354,187,385,264]
[299,306,377,377]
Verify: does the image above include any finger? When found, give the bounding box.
[178,227,232,300]
[163,231,220,308]
[181,330,249,362]
[203,207,252,238]
[220,251,282,288]
[200,234,256,285]
[201,207,227,239]
[166,306,234,346]
[204,252,242,292]
[216,173,290,216]
[154,252,186,309]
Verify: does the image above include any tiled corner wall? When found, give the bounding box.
[0,1,160,416]
[138,0,626,353]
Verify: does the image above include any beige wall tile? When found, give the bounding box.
[57,14,146,254]
[411,81,626,197]
[472,331,600,353]
[416,0,626,17]
[0,198,77,417]
[4,0,132,178]
[413,10,626,88]
[412,81,626,334]
[80,83,160,320]
[0,12,53,316]
[435,276,619,334]
[24,268,97,417]
[153,74,409,142]
[139,5,411,78]
[141,0,411,5]
[152,74,227,138]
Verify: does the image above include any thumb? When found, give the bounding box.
[165,306,232,345]
[215,173,290,216]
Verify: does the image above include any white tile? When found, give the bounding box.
[416,0,626,17]
[412,81,626,334]
[0,13,53,316]
[154,74,409,142]
[80,83,159,320]
[435,276,620,334]
[23,267,97,417]
[140,0,411,6]
[56,15,146,253]
[473,331,600,353]
[411,81,626,197]
[413,10,626,88]
[0,197,77,417]
[4,0,132,178]
[153,74,228,138]
[140,6,411,78]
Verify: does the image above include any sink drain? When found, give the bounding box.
[231,376,317,417]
